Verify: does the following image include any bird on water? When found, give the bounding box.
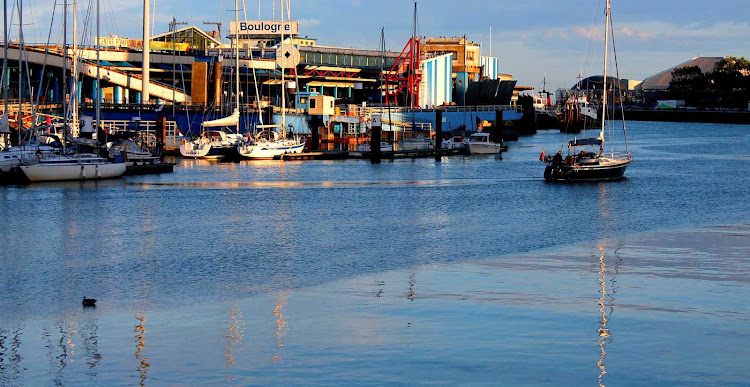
[82,297,97,307]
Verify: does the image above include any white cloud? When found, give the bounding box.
[300,19,321,28]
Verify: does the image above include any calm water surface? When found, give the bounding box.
[0,121,748,385]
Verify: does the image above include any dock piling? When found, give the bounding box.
[370,124,381,164]
[435,110,443,161]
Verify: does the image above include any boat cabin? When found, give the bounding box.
[467,133,492,143]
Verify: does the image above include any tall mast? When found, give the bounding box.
[599,0,610,150]
[280,0,285,135]
[234,0,240,114]
[142,0,150,103]
[17,0,22,145]
[72,0,77,135]
[1,0,8,143]
[96,0,100,133]
[62,0,67,152]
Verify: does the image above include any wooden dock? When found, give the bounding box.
[277,148,470,161]
[123,162,175,176]
[347,148,470,159]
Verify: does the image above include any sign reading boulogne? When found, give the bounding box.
[229,21,299,37]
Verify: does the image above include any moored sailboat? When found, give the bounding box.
[180,109,243,159]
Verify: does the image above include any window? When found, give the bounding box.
[310,99,317,109]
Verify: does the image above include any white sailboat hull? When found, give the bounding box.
[179,143,212,158]
[238,142,305,160]
[0,155,20,172]
[20,161,126,182]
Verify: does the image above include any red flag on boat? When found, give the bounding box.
[539,149,545,161]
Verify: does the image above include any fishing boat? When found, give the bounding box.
[464,132,505,154]
[543,0,631,182]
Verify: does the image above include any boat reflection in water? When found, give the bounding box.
[224,306,245,381]
[595,243,622,387]
[135,315,149,386]
[272,294,288,364]
[0,328,23,386]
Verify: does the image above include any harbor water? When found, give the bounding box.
[1,121,749,385]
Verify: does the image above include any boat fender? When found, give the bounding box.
[181,138,186,145]
[96,165,101,179]
[81,164,86,179]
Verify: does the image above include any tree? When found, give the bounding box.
[708,56,750,109]
[668,65,710,107]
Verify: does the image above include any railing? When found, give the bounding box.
[364,105,521,114]
[101,119,182,149]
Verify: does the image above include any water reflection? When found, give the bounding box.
[271,294,288,363]
[224,306,245,381]
[134,315,149,386]
[0,328,23,386]
[595,242,623,387]
[43,322,77,386]
[596,244,610,386]
[406,273,417,301]
[80,318,102,378]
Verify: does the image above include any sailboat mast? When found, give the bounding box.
[280,0,285,135]
[235,0,240,115]
[2,0,8,144]
[599,0,610,150]
[96,0,100,134]
[72,0,78,135]
[62,0,67,153]
[17,0,22,145]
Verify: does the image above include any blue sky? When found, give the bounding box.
[16,0,750,92]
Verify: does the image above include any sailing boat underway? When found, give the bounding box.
[543,0,631,182]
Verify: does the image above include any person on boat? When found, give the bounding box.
[552,151,563,167]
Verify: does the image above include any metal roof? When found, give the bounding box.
[639,57,723,90]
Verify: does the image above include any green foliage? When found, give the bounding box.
[668,65,709,106]
[668,56,750,109]
[709,56,750,108]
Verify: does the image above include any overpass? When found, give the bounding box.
[0,45,278,103]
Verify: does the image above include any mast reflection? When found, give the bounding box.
[596,244,609,386]
[272,294,288,363]
[0,328,23,386]
[406,273,416,301]
[224,306,245,380]
[135,315,149,386]
[595,242,622,387]
[80,319,102,377]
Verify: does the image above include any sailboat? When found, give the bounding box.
[19,0,126,182]
[180,5,243,159]
[237,0,304,160]
[543,0,631,182]
[179,108,243,159]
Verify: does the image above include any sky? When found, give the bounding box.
[11,0,750,93]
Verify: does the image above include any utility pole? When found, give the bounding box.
[170,17,187,116]
[203,21,222,41]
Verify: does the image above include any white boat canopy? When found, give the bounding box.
[202,109,239,128]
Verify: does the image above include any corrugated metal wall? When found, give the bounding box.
[420,53,453,108]
[480,56,500,79]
